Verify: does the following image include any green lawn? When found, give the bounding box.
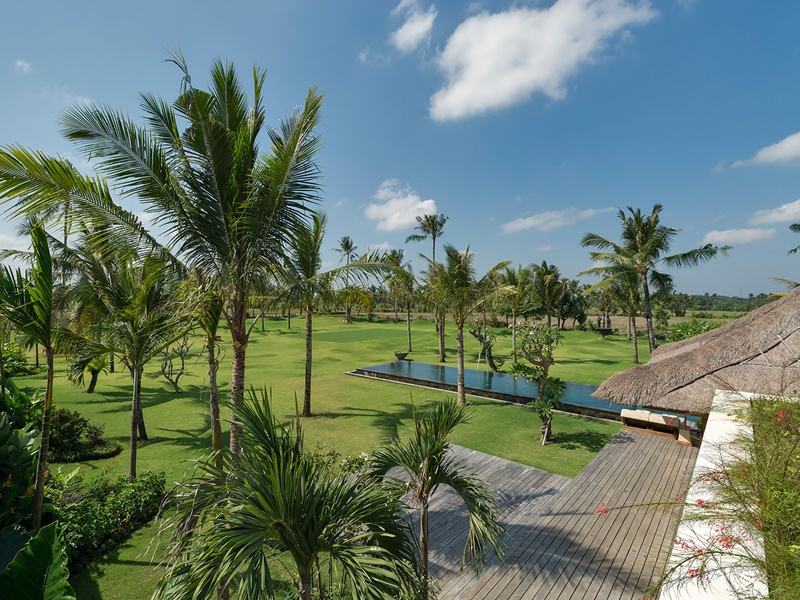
[14,315,647,598]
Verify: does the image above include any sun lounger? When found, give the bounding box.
[621,408,685,438]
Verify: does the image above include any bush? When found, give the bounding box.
[56,471,166,570]
[1,342,34,380]
[48,407,121,463]
[0,414,38,529]
[667,317,721,342]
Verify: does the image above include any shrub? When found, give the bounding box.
[0,414,38,529]
[56,471,166,570]
[48,407,121,463]
[667,317,721,342]
[1,342,34,380]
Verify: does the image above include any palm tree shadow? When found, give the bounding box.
[314,402,428,441]
[550,430,616,452]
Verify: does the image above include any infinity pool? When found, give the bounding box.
[352,361,629,420]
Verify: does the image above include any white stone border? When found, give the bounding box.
[658,390,769,600]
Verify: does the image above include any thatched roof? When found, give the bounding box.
[593,289,800,415]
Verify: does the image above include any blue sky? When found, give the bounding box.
[2,0,799,296]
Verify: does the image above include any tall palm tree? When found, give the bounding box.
[581,204,729,352]
[334,235,358,321]
[585,269,643,363]
[276,213,388,416]
[500,265,533,363]
[426,245,508,406]
[406,213,449,358]
[386,250,417,353]
[0,55,324,455]
[0,222,57,528]
[157,390,418,600]
[531,261,564,327]
[371,399,505,594]
[405,213,448,263]
[68,254,191,477]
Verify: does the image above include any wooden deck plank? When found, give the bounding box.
[430,429,698,600]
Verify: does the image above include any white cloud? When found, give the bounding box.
[537,244,556,251]
[368,242,392,251]
[15,60,31,74]
[429,0,657,121]
[0,233,30,252]
[749,199,800,225]
[702,228,775,245]
[732,131,800,168]
[43,85,92,107]
[502,207,613,233]
[390,1,437,54]
[358,47,391,66]
[364,179,437,231]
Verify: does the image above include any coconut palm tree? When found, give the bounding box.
[426,245,508,406]
[156,390,418,600]
[370,398,505,594]
[276,213,388,417]
[334,235,358,321]
[581,204,729,353]
[585,269,643,363]
[67,253,191,477]
[531,261,565,327]
[386,250,417,353]
[0,55,324,455]
[405,213,448,263]
[0,222,57,528]
[499,265,533,363]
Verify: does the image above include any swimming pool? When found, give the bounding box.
[351,361,629,420]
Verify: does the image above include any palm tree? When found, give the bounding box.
[0,222,57,528]
[276,213,388,417]
[581,204,729,353]
[405,213,448,263]
[371,398,505,594]
[334,235,358,321]
[499,265,533,363]
[157,390,418,600]
[68,254,191,477]
[531,261,565,327]
[585,269,643,363]
[788,223,800,255]
[386,251,417,353]
[426,245,508,406]
[0,55,324,455]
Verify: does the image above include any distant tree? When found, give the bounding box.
[499,265,533,363]
[405,213,448,263]
[531,261,565,327]
[385,249,417,353]
[582,204,730,353]
[334,235,358,321]
[426,245,508,405]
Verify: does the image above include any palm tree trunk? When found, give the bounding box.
[298,567,313,600]
[135,367,148,441]
[511,308,518,364]
[130,365,141,478]
[457,323,466,406]
[438,312,446,362]
[627,315,632,340]
[302,303,313,417]
[420,495,430,588]
[229,293,248,455]
[207,341,222,455]
[31,347,54,529]
[86,369,99,393]
[35,341,39,368]
[406,303,412,353]
[641,272,657,353]
[632,314,639,364]
[110,352,115,373]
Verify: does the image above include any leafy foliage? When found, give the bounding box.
[0,523,76,600]
[47,407,120,463]
[666,317,721,342]
[0,414,39,529]
[2,342,34,379]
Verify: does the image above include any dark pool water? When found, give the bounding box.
[358,362,628,414]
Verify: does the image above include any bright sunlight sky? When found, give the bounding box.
[2,1,799,295]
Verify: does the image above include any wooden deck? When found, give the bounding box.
[421,429,698,599]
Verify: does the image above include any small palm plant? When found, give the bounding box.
[156,388,419,600]
[370,398,506,596]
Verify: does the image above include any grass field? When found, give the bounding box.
[14,314,648,598]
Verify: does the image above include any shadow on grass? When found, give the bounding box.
[550,429,616,452]
[312,401,431,441]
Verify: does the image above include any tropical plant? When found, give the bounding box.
[156,389,418,600]
[516,322,563,405]
[370,398,506,595]
[0,223,58,529]
[0,414,39,529]
[425,245,509,405]
[334,235,358,321]
[531,261,565,327]
[276,212,389,416]
[0,54,324,455]
[527,376,566,444]
[585,269,643,363]
[0,523,76,600]
[499,265,533,363]
[581,204,730,353]
[386,249,417,353]
[67,254,190,477]
[666,316,721,342]
[405,213,448,263]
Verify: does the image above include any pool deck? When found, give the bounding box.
[420,429,698,599]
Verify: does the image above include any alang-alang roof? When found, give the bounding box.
[593,288,800,415]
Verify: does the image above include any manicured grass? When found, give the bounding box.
[14,315,645,598]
